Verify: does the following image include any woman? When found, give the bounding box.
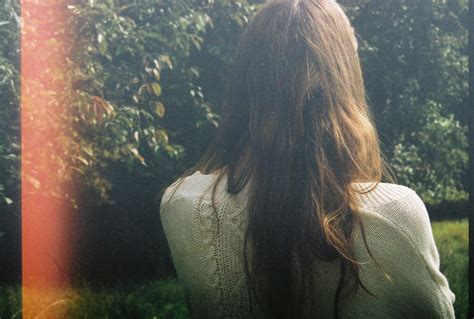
[159,0,455,318]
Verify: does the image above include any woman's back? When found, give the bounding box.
[160,170,455,318]
[160,0,456,317]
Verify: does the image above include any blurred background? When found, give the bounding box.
[0,0,468,317]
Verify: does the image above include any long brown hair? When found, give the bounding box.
[168,0,394,317]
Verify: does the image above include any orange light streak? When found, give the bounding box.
[21,1,74,317]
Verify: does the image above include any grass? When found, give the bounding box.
[0,284,21,318]
[432,219,468,319]
[64,278,189,318]
[0,219,467,318]
[9,279,189,319]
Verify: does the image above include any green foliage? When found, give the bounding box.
[432,219,468,319]
[0,1,468,205]
[390,101,468,204]
[66,279,189,318]
[0,279,188,319]
[345,0,468,204]
[0,285,20,318]
[67,0,258,201]
[0,0,20,206]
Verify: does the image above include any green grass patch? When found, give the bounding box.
[0,285,21,318]
[0,219,467,318]
[65,278,189,318]
[432,218,468,319]
[0,279,188,319]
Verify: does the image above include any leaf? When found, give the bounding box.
[4,197,12,205]
[26,175,41,190]
[154,102,165,118]
[82,146,93,157]
[165,145,178,156]
[75,156,89,166]
[150,83,162,96]
[190,35,202,50]
[155,129,168,143]
[190,67,199,78]
[70,167,85,175]
[138,84,148,96]
[159,55,173,69]
[129,147,146,166]
[98,38,108,54]
[152,69,160,81]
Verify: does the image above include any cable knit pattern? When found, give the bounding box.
[160,171,455,318]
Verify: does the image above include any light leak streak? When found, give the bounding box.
[21,1,74,317]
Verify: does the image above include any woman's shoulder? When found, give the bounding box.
[352,183,455,317]
[354,182,435,258]
[354,182,424,220]
[354,182,434,248]
[160,170,224,210]
[353,181,415,207]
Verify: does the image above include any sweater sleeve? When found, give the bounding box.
[159,192,197,315]
[351,186,456,318]
[159,190,218,319]
[389,189,456,318]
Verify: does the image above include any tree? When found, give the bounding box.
[344,0,468,204]
[0,0,20,207]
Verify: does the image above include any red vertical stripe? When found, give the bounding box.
[21,1,73,317]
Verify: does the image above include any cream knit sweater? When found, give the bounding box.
[160,170,456,318]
